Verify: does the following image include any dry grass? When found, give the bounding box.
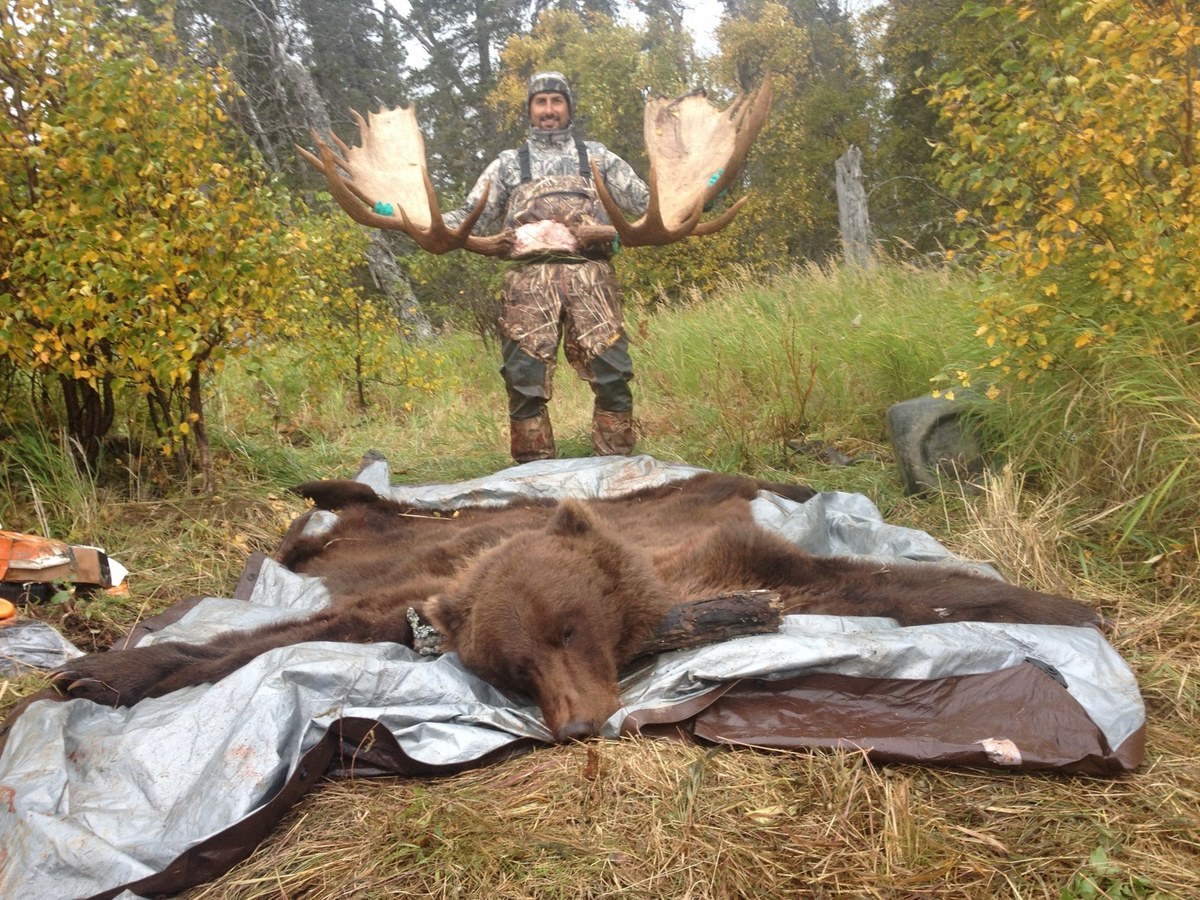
[183,734,1199,899]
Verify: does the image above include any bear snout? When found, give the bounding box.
[554,718,605,743]
[526,648,621,743]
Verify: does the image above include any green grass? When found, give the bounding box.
[629,264,982,466]
[971,320,1200,586]
[0,425,101,538]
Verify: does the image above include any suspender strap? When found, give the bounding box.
[575,137,591,179]
[519,138,592,183]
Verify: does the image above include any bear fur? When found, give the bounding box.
[54,472,1100,741]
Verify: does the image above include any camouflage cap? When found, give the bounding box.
[527,70,574,121]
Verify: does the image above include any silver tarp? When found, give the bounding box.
[0,456,1145,899]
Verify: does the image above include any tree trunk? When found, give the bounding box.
[836,145,874,267]
[187,367,214,494]
[58,374,115,468]
[238,95,281,172]
[366,234,433,340]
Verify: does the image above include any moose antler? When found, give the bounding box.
[585,75,773,248]
[297,106,510,257]
[300,76,772,257]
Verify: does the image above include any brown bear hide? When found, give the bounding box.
[54,472,1100,742]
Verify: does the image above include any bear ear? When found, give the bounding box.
[420,594,468,647]
[547,499,598,537]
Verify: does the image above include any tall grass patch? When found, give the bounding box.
[976,321,1200,568]
[0,426,100,538]
[632,264,982,475]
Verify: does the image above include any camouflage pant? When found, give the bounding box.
[499,259,633,419]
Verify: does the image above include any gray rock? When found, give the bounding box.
[886,394,985,494]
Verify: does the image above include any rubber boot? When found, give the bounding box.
[510,410,556,463]
[591,409,635,456]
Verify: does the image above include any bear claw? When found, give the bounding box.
[50,669,124,706]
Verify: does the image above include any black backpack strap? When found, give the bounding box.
[519,144,531,183]
[575,137,591,180]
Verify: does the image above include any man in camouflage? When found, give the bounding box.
[444,72,649,463]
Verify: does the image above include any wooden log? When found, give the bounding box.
[632,590,784,660]
[407,590,784,660]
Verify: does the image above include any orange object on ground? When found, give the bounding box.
[0,530,72,581]
[0,529,114,587]
[0,597,15,620]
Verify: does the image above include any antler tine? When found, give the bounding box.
[592,158,708,248]
[299,108,509,255]
[591,159,701,248]
[295,143,324,173]
[420,165,493,250]
[329,127,355,162]
[590,159,637,246]
[691,196,749,237]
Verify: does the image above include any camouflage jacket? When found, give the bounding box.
[443,125,649,233]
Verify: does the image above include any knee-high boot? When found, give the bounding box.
[591,408,635,456]
[510,410,556,463]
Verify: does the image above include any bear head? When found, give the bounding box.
[421,499,672,742]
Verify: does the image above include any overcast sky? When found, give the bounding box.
[682,0,876,57]
[680,0,723,56]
